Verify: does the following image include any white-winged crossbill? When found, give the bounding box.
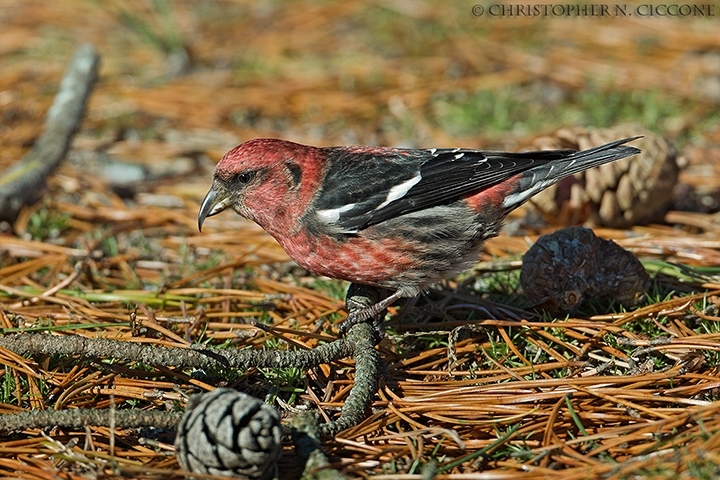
[198,137,640,330]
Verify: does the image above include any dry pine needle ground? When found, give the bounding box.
[2,1,720,479]
[2,168,720,479]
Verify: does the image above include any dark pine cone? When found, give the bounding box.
[175,388,283,479]
[520,227,650,314]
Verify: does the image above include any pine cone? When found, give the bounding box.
[175,388,283,479]
[530,125,678,228]
[521,227,650,314]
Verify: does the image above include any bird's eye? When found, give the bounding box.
[234,171,256,184]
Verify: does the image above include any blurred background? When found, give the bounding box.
[1,0,719,204]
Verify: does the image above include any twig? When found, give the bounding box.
[0,43,100,223]
[319,284,386,436]
[291,412,348,480]
[0,408,182,432]
[0,332,353,371]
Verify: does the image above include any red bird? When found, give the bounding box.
[198,137,640,329]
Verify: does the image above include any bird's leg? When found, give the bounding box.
[339,284,402,337]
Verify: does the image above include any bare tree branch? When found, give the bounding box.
[0,43,100,223]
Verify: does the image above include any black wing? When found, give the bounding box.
[312,138,639,233]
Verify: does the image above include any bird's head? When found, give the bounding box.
[198,138,320,232]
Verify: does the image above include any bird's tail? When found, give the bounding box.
[500,136,642,211]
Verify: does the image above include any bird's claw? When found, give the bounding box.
[339,284,391,338]
[339,308,385,339]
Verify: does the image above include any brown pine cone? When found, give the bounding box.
[521,227,650,314]
[530,125,678,228]
[175,388,283,479]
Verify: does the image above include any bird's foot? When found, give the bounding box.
[339,284,402,338]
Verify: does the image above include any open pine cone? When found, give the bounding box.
[530,125,678,228]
